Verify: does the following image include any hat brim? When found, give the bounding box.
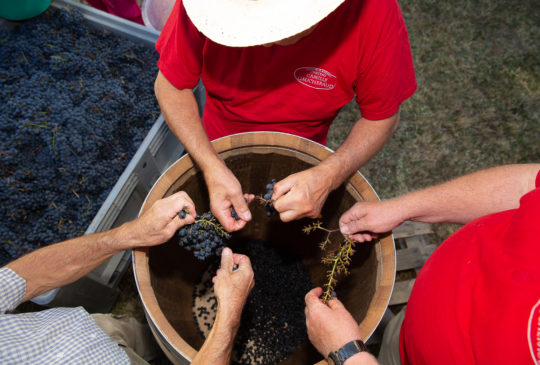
[183,0,345,47]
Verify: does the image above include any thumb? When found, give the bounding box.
[220,247,234,271]
[305,287,323,308]
[339,202,366,225]
[327,297,346,311]
[231,194,252,221]
[340,217,370,235]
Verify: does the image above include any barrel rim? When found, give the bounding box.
[132,131,396,364]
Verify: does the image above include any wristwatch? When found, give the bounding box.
[327,340,368,365]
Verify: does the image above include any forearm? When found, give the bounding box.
[392,164,540,224]
[154,72,225,175]
[6,227,126,302]
[316,114,399,191]
[191,311,239,365]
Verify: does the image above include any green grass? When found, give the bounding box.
[328,0,540,240]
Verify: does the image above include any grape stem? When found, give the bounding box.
[194,217,228,237]
[303,221,357,304]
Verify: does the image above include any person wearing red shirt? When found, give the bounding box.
[303,164,540,364]
[154,0,417,232]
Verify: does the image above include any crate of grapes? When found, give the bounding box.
[0,0,202,312]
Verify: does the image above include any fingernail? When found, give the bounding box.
[341,225,350,234]
[222,247,231,256]
[242,210,252,221]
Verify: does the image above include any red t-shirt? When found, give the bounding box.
[156,0,416,144]
[400,171,540,365]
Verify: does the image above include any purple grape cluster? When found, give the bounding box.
[0,7,159,265]
[261,179,278,216]
[177,211,232,260]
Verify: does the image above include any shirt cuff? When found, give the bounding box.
[0,268,26,313]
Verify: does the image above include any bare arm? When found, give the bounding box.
[340,164,540,240]
[319,113,401,192]
[6,192,196,302]
[273,113,400,221]
[154,72,251,231]
[398,163,538,224]
[191,248,254,365]
[192,311,238,365]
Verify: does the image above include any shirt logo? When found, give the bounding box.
[528,299,540,364]
[294,67,337,90]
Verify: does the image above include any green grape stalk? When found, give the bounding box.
[303,221,357,303]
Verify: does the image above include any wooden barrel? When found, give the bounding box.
[133,132,395,365]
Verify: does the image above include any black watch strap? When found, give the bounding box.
[328,340,367,365]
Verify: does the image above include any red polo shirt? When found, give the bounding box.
[400,170,540,364]
[156,0,416,144]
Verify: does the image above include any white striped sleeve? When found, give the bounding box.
[0,268,26,313]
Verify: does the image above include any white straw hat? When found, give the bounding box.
[183,0,346,47]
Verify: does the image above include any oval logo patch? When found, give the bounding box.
[294,67,337,90]
[528,299,540,364]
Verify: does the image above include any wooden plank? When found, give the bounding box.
[419,243,436,258]
[393,221,433,239]
[396,244,437,271]
[396,247,424,271]
[389,279,416,306]
[404,234,431,248]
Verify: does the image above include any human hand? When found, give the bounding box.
[122,191,196,249]
[212,247,254,327]
[305,287,362,357]
[272,167,332,222]
[205,166,253,232]
[339,200,405,242]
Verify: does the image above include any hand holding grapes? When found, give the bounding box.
[120,191,196,249]
[212,247,255,327]
[304,287,361,355]
[206,165,253,232]
[272,167,332,222]
[339,200,405,242]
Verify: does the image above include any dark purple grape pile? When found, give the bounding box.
[261,179,278,216]
[193,240,313,364]
[0,7,159,265]
[232,240,312,364]
[177,212,232,260]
